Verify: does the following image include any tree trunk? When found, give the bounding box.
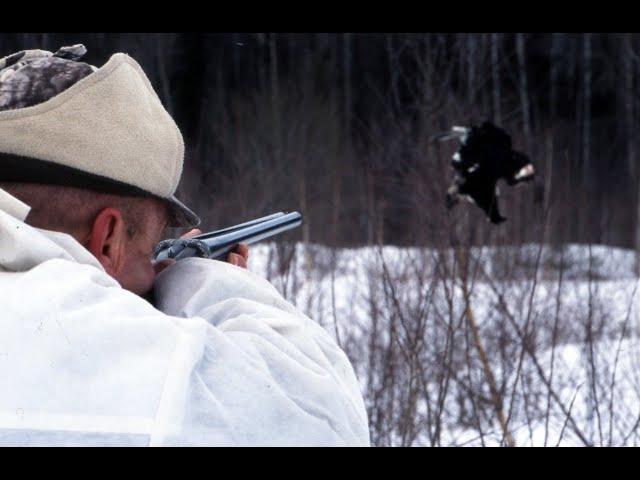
[625,34,640,275]
[344,33,352,144]
[467,33,476,107]
[516,33,532,153]
[546,34,562,238]
[624,34,636,175]
[491,33,502,125]
[583,33,592,188]
[516,33,532,241]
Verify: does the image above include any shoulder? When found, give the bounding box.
[153,258,371,445]
[154,258,299,318]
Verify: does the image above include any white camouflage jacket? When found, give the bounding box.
[0,188,370,446]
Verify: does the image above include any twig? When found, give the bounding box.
[456,246,515,447]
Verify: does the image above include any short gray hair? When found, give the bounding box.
[0,182,165,239]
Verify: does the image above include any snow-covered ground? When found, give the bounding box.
[249,242,640,446]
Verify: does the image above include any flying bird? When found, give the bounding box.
[440,121,535,224]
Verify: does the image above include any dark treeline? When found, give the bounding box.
[1,33,639,252]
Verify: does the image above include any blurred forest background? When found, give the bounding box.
[1,33,638,252]
[2,33,640,446]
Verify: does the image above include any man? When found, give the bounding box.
[0,44,370,446]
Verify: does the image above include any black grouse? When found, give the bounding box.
[443,121,535,224]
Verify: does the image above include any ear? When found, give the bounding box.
[85,207,128,277]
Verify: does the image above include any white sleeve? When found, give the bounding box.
[153,258,370,446]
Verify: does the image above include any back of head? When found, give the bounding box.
[0,181,155,240]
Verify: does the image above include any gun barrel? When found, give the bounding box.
[194,212,286,239]
[154,211,302,262]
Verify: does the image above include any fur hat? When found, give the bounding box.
[0,44,200,228]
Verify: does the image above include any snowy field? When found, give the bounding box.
[248,242,640,446]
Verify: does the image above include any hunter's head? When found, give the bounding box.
[0,45,200,295]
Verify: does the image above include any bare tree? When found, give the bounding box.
[491,33,502,125]
[516,33,532,153]
[583,33,592,187]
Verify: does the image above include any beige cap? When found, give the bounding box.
[0,52,200,228]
